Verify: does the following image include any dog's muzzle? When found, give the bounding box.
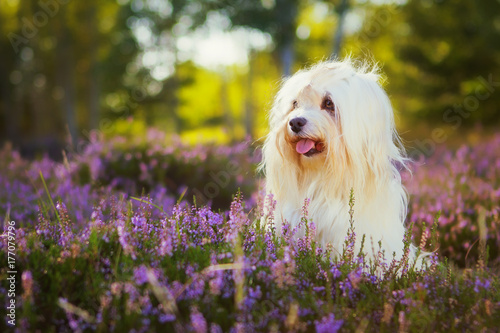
[295,139,325,157]
[288,117,325,157]
[289,117,307,133]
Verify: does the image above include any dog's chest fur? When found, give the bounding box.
[271,177,407,259]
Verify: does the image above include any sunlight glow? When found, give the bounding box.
[176,12,272,70]
[130,11,272,80]
[177,28,272,70]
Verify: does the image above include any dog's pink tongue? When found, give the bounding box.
[296,139,315,154]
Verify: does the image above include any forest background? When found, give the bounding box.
[1,0,499,158]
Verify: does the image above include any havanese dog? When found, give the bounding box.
[260,59,424,267]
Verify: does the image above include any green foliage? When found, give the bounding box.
[2,0,499,152]
[354,0,500,128]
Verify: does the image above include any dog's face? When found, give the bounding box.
[284,77,340,160]
[265,60,403,185]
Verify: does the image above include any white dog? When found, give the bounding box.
[261,59,422,265]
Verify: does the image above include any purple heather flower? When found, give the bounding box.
[209,271,224,296]
[331,266,342,280]
[134,265,149,285]
[157,228,174,257]
[271,246,296,288]
[264,193,277,223]
[116,218,136,260]
[159,314,176,323]
[22,270,34,300]
[473,277,491,293]
[210,323,223,333]
[315,313,343,333]
[190,307,208,333]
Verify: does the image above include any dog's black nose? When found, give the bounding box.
[289,117,307,133]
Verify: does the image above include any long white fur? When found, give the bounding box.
[260,59,420,264]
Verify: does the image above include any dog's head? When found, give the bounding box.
[263,59,406,190]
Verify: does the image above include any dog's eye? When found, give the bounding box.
[322,97,335,112]
[292,100,298,109]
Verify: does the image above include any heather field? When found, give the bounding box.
[1,130,500,332]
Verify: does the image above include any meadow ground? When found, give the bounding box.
[1,130,499,332]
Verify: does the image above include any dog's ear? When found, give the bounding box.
[260,127,301,199]
[334,72,406,185]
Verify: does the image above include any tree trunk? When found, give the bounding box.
[56,8,78,148]
[88,5,100,131]
[244,51,254,139]
[166,37,181,133]
[333,0,350,58]
[0,62,18,145]
[221,74,234,141]
[281,39,294,77]
[276,0,297,77]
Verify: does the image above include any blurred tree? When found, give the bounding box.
[208,0,300,76]
[0,1,23,147]
[55,4,77,147]
[331,0,350,57]
[2,0,499,155]
[245,49,255,138]
[85,3,100,131]
[294,2,335,67]
[115,1,235,134]
[355,0,500,129]
[0,0,142,156]
[188,0,303,140]
[403,0,500,125]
